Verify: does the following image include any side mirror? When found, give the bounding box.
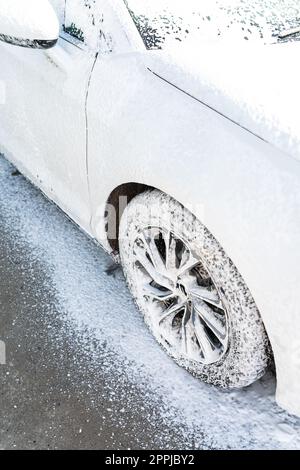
[0,0,59,49]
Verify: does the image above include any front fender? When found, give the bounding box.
[87,51,300,416]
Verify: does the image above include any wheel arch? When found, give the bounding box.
[105,181,154,253]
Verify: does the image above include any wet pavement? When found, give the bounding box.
[1,154,300,450]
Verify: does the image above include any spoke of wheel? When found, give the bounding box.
[191,308,219,363]
[181,306,189,354]
[177,249,200,276]
[134,243,173,291]
[190,286,224,310]
[141,231,167,275]
[164,231,178,272]
[193,298,227,345]
[159,300,186,326]
[142,283,175,301]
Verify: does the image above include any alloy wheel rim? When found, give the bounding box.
[132,227,230,365]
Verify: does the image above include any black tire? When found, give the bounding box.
[119,190,271,388]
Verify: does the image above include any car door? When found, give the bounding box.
[0,0,99,231]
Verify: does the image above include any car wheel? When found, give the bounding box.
[119,189,271,388]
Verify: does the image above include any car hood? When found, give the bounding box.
[144,40,300,161]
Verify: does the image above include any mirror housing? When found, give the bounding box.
[0,0,59,49]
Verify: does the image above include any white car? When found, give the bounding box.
[0,0,300,417]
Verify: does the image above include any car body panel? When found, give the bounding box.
[144,42,300,163]
[0,34,94,230]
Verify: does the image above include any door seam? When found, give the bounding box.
[85,52,99,229]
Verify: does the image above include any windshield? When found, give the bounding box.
[125,0,300,49]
